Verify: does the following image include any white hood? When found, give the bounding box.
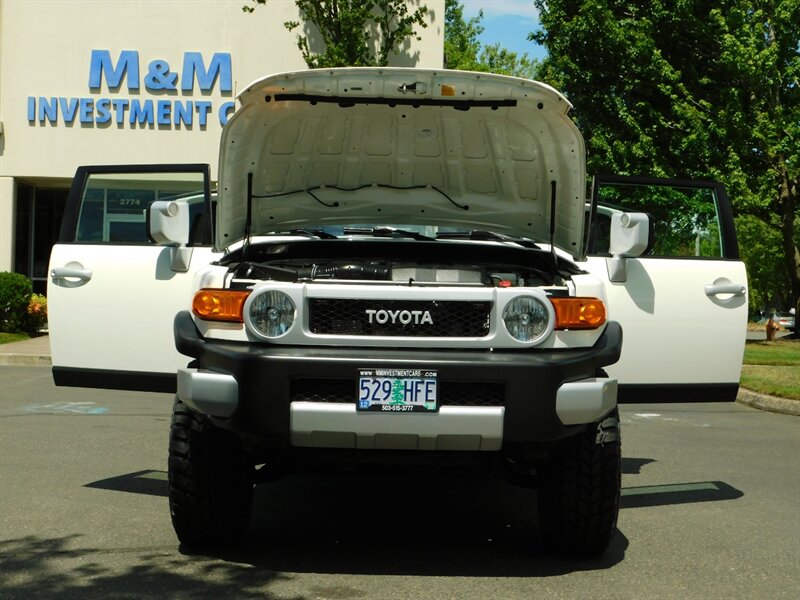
[217,68,587,257]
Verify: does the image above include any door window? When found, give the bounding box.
[587,176,737,259]
[64,167,213,246]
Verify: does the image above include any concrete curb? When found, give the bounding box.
[736,388,800,417]
[0,353,52,367]
[0,335,52,367]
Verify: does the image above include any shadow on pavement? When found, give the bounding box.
[621,480,743,509]
[0,534,295,600]
[84,469,168,497]
[75,459,742,581]
[621,457,656,474]
[82,469,629,578]
[199,470,630,578]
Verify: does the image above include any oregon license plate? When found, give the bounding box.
[357,369,438,413]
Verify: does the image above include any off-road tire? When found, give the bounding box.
[168,398,254,546]
[537,409,621,555]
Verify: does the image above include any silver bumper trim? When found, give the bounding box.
[290,403,504,451]
[556,377,617,425]
[177,368,239,418]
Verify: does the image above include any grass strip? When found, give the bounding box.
[740,365,800,400]
[743,340,800,367]
[741,340,799,400]
[0,332,29,345]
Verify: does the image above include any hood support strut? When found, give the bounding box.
[550,180,559,274]
[242,172,254,261]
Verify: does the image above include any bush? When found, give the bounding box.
[28,293,48,332]
[0,272,33,333]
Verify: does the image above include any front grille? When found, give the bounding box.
[308,299,491,337]
[291,378,505,407]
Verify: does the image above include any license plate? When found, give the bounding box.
[357,369,438,413]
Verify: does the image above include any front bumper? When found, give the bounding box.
[174,311,622,450]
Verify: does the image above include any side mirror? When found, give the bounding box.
[609,212,649,257]
[606,212,650,282]
[147,200,190,246]
[147,200,193,272]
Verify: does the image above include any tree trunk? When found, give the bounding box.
[777,162,799,336]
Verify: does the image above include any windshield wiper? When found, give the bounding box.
[278,228,339,239]
[436,230,539,248]
[342,226,435,241]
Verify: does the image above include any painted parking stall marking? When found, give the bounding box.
[24,402,108,414]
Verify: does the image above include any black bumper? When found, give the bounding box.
[174,311,622,447]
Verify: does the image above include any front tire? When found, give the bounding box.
[168,398,254,546]
[537,410,621,555]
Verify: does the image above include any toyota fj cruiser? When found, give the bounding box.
[48,68,748,555]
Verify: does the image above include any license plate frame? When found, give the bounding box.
[357,369,439,413]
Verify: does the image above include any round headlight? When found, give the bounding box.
[248,290,296,338]
[503,296,550,343]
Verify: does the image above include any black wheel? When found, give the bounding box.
[168,398,254,546]
[537,409,621,555]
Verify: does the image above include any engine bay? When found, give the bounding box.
[233,259,550,287]
[220,239,584,288]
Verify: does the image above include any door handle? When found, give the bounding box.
[51,267,93,282]
[704,282,745,297]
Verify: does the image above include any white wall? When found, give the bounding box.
[0,0,443,272]
[0,0,444,180]
[0,177,13,271]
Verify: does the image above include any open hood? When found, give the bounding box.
[217,68,587,257]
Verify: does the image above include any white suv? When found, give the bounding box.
[48,68,748,554]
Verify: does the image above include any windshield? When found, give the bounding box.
[261,224,540,247]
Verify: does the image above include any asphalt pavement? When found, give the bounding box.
[1,365,798,599]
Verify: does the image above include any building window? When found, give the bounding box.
[14,184,68,294]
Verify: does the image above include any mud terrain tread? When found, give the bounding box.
[168,399,253,546]
[538,410,621,555]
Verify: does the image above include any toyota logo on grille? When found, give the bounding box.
[365,309,434,325]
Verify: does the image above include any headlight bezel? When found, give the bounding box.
[501,294,555,345]
[244,288,297,340]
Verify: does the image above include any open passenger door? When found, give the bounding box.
[47,165,217,392]
[579,175,748,402]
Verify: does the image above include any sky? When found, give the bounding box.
[461,0,547,61]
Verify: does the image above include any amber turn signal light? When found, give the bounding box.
[551,297,606,330]
[192,289,250,322]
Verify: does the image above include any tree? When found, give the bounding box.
[532,0,800,324]
[443,0,484,70]
[736,215,792,313]
[243,0,428,68]
[444,0,539,78]
[478,43,538,80]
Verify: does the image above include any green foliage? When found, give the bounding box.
[736,215,793,313]
[596,183,722,257]
[444,0,539,78]
[27,293,48,332]
[478,43,539,80]
[244,0,428,67]
[533,0,800,316]
[443,0,484,70]
[0,272,32,333]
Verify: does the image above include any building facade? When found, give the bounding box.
[0,0,444,292]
